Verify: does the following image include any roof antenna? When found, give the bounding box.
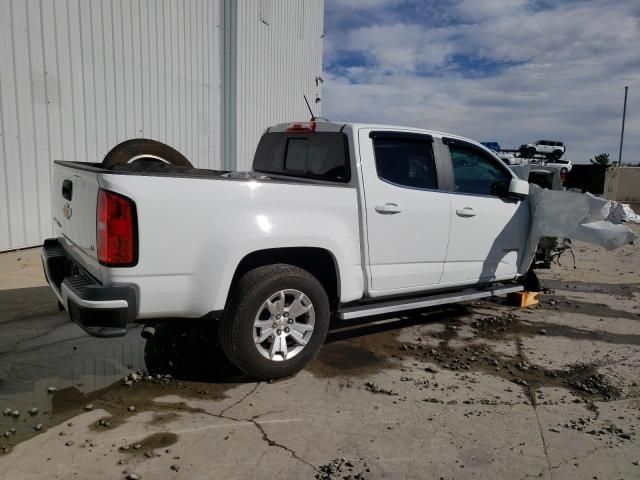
[304,94,316,121]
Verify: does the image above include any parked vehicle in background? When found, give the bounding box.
[480,141,501,152]
[542,158,572,173]
[42,120,533,380]
[520,140,566,159]
[480,141,518,164]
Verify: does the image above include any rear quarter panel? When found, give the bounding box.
[98,174,363,319]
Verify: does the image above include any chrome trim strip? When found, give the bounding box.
[41,251,65,307]
[61,283,128,310]
[338,284,524,320]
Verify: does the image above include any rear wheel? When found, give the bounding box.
[552,150,563,160]
[219,264,330,379]
[527,147,537,158]
[102,138,192,168]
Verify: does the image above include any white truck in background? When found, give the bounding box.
[43,120,533,379]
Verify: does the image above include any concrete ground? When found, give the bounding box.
[0,230,639,480]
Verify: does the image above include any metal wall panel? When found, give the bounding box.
[0,0,222,251]
[0,0,324,252]
[234,0,324,170]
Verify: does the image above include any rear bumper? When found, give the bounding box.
[42,238,137,338]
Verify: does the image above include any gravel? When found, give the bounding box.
[364,382,397,396]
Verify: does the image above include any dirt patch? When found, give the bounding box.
[316,457,370,479]
[470,311,640,345]
[540,295,640,321]
[407,315,625,404]
[540,279,640,299]
[309,341,391,378]
[313,307,629,407]
[310,306,470,378]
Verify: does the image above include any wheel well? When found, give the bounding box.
[230,248,340,310]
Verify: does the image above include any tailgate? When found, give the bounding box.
[52,163,102,281]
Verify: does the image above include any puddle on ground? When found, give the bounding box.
[0,319,245,454]
[121,432,178,456]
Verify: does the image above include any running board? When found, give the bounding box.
[337,284,524,320]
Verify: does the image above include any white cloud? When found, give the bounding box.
[323,0,640,163]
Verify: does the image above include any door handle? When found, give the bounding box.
[456,207,476,217]
[375,203,401,214]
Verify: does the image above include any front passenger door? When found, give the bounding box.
[441,140,529,285]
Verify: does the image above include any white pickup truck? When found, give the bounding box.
[43,120,533,379]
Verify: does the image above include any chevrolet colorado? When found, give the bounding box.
[43,121,533,379]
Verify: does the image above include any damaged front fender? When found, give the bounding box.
[520,185,638,272]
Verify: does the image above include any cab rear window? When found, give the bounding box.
[253,132,350,182]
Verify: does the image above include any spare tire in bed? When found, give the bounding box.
[102,139,193,168]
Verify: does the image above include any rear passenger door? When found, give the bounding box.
[441,139,529,284]
[359,130,451,295]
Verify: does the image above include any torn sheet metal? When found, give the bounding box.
[610,202,640,224]
[520,185,638,272]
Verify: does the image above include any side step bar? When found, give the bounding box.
[337,284,524,320]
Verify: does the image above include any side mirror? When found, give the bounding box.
[508,178,529,198]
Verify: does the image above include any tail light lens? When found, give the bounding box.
[97,189,137,267]
[286,122,316,132]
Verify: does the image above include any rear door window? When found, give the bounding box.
[372,136,438,190]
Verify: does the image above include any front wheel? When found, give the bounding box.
[219,264,330,380]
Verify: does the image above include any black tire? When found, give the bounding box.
[102,138,193,168]
[219,264,330,380]
[553,150,563,160]
[527,147,537,158]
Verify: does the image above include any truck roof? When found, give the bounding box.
[268,121,488,151]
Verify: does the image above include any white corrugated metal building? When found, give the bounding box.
[0,0,324,251]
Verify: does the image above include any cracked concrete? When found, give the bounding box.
[0,225,639,479]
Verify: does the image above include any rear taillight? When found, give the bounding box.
[97,189,137,267]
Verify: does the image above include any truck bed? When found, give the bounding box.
[50,159,363,321]
[54,161,340,186]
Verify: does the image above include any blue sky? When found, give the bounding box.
[322,0,640,163]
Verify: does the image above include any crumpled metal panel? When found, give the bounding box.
[520,185,638,272]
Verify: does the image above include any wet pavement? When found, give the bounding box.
[0,286,146,445]
[0,234,639,479]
